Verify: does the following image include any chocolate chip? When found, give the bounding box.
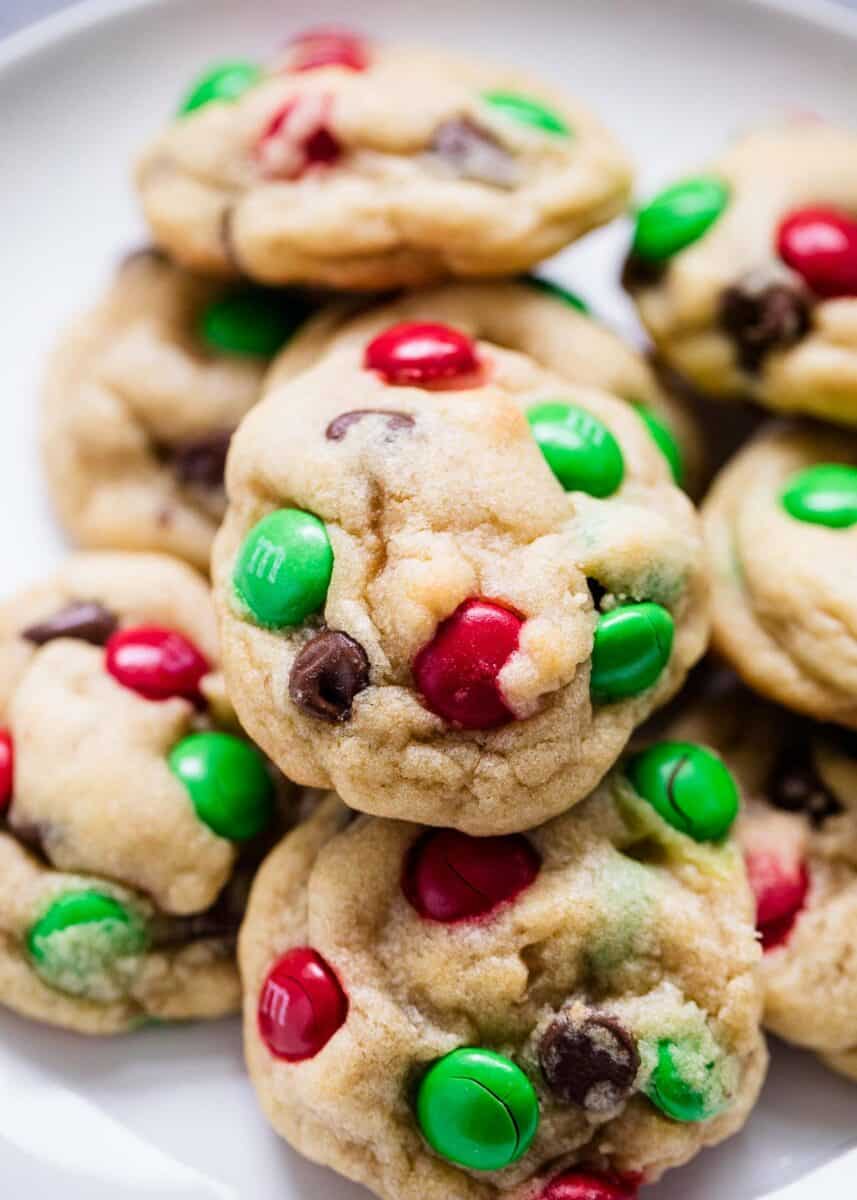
[719,277,811,373]
[539,1011,640,1112]
[22,601,118,647]
[621,252,668,292]
[171,429,233,489]
[586,577,608,611]
[428,117,519,188]
[289,630,370,722]
[768,726,842,827]
[325,409,415,442]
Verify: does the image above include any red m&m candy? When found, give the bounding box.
[745,849,810,952]
[364,322,481,388]
[258,947,348,1061]
[257,98,342,179]
[403,829,540,922]
[105,626,209,703]
[413,598,523,729]
[285,27,369,73]
[0,729,13,812]
[777,206,857,298]
[540,1171,640,1200]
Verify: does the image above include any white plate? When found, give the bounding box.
[1,0,857,1196]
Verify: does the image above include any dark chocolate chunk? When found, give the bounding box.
[621,251,668,292]
[539,1011,640,1111]
[768,726,842,827]
[428,117,519,188]
[289,630,370,723]
[325,409,415,442]
[171,429,233,489]
[719,279,811,373]
[22,601,118,647]
[586,577,608,611]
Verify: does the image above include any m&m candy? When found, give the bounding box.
[364,322,481,388]
[403,829,540,922]
[780,463,857,529]
[632,177,729,262]
[105,626,209,702]
[258,947,348,1061]
[626,741,739,842]
[777,206,857,298]
[168,732,273,841]
[27,890,148,997]
[590,603,674,702]
[233,508,333,629]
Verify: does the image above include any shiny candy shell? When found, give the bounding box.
[258,947,348,1061]
[105,626,209,702]
[403,829,540,922]
[632,176,729,262]
[412,598,523,729]
[168,732,273,841]
[0,729,12,811]
[644,1038,721,1123]
[27,890,148,997]
[777,206,857,298]
[626,741,739,841]
[233,508,333,629]
[483,91,570,136]
[364,322,481,387]
[590,603,674,702]
[745,849,810,952]
[634,404,684,485]
[416,1047,539,1171]
[539,1172,640,1200]
[200,289,310,358]
[180,61,262,114]
[780,463,857,529]
[527,402,624,497]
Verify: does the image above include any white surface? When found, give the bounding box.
[0,1,856,1197]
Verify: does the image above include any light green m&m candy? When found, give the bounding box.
[626,741,739,842]
[527,402,624,497]
[169,731,273,841]
[590,602,674,702]
[180,61,262,115]
[201,290,310,359]
[635,404,684,486]
[234,508,333,629]
[632,177,729,262]
[483,91,570,136]
[416,1047,539,1171]
[780,463,857,529]
[645,1038,724,1123]
[27,890,148,998]
[523,275,589,314]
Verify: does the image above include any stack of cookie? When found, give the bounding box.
[5,23,856,1200]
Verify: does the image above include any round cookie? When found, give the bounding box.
[0,552,290,1033]
[42,250,313,571]
[240,747,765,1200]
[212,316,710,833]
[702,421,857,725]
[267,280,704,492]
[136,30,632,290]
[661,667,857,1081]
[623,121,857,427]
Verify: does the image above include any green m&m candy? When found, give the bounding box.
[527,402,624,497]
[169,731,273,841]
[635,404,684,486]
[180,61,262,115]
[632,177,729,262]
[234,508,333,629]
[27,890,148,998]
[416,1047,539,1171]
[590,602,674,702]
[645,1038,724,1123]
[200,290,311,359]
[523,275,589,314]
[483,91,570,136]
[626,741,739,841]
[780,463,857,529]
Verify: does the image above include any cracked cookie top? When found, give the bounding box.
[239,751,764,1200]
[623,121,857,427]
[136,31,632,290]
[213,315,709,832]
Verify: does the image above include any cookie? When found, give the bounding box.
[623,122,857,427]
[661,667,857,1081]
[212,316,710,833]
[136,30,632,290]
[702,421,857,725]
[267,279,704,492]
[240,745,765,1200]
[42,249,313,571]
[0,552,290,1033]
